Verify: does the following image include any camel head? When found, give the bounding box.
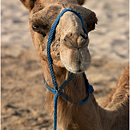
[20,0,97,73]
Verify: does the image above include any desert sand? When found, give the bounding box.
[1,0,129,130]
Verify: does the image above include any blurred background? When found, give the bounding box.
[1,0,129,130]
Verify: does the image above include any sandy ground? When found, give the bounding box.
[1,0,129,130]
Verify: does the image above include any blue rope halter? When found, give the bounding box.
[43,9,94,130]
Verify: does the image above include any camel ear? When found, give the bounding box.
[20,0,36,11]
[76,0,86,5]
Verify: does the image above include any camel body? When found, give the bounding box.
[20,0,129,129]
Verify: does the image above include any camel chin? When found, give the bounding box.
[60,44,91,74]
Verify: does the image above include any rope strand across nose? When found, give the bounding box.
[43,9,94,130]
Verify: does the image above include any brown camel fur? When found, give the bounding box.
[20,0,129,129]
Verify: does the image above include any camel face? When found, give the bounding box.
[22,0,97,73]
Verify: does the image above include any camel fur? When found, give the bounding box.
[20,0,129,129]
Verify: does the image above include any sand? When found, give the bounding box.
[1,0,129,130]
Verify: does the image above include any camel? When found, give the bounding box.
[19,0,129,129]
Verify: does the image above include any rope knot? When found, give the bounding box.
[56,90,59,95]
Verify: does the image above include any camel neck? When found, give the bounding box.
[41,60,89,102]
[41,60,105,130]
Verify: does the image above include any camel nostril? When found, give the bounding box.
[64,38,66,41]
[77,34,89,48]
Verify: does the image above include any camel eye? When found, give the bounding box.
[32,24,46,37]
[32,25,41,31]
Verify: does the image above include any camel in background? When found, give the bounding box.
[20,0,129,129]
